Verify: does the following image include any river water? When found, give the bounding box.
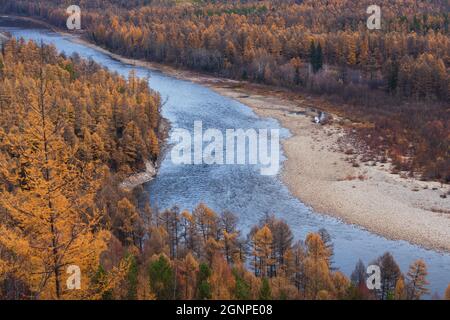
[2,21,449,297]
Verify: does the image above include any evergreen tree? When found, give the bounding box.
[259,278,272,300]
[386,59,399,93]
[126,255,139,300]
[196,263,212,300]
[310,41,323,73]
[91,265,114,300]
[148,255,176,300]
[233,270,251,300]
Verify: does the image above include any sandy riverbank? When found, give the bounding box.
[210,83,450,252]
[2,15,450,252]
[123,60,450,253]
[90,46,450,252]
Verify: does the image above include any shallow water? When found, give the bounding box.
[2,23,449,297]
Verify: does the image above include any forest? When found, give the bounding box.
[0,0,448,182]
[0,41,448,301]
[0,2,449,301]
[0,39,161,299]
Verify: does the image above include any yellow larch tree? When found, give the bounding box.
[394,276,407,300]
[332,271,350,300]
[209,254,235,300]
[0,60,110,299]
[252,225,275,278]
[406,259,429,300]
[180,252,199,300]
[303,233,334,299]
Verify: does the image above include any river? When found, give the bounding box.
[1,20,449,297]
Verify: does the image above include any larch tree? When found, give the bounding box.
[222,230,239,265]
[0,60,109,299]
[180,252,198,300]
[114,197,143,248]
[161,207,181,259]
[180,210,199,256]
[269,218,293,270]
[346,36,357,66]
[406,259,429,300]
[303,233,333,299]
[209,254,235,300]
[394,276,407,300]
[1,39,163,300]
[120,121,145,170]
[318,228,334,269]
[194,203,219,245]
[331,271,350,299]
[291,241,307,296]
[252,225,275,278]
[147,129,160,161]
[220,211,240,264]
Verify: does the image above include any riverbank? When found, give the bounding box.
[90,41,450,252]
[71,42,450,252]
[212,83,450,253]
[2,15,449,252]
[90,44,450,252]
[0,17,171,192]
[119,117,171,191]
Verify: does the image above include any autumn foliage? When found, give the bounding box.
[1,0,448,181]
[0,40,161,299]
[0,7,449,300]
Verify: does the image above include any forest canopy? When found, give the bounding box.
[0,39,161,299]
[0,1,450,300]
[1,0,448,181]
[0,35,448,302]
